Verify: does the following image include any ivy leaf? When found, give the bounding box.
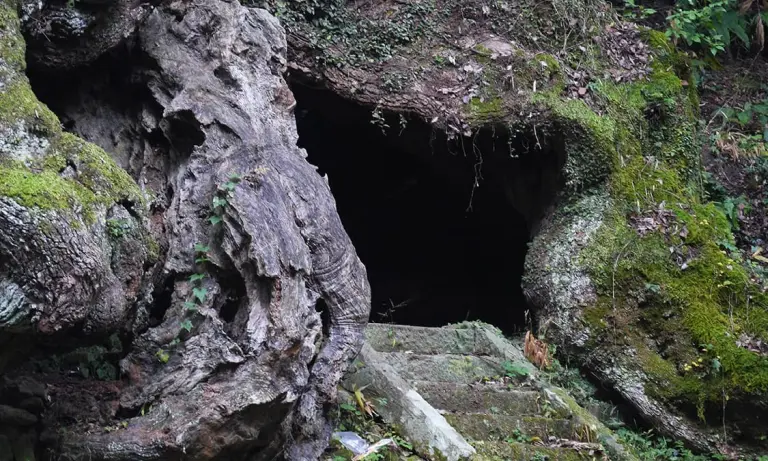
[209,215,223,225]
[339,403,357,413]
[155,349,170,363]
[753,103,768,115]
[212,197,228,208]
[183,301,198,312]
[194,243,210,253]
[644,283,662,294]
[712,358,722,372]
[737,110,752,125]
[195,256,210,264]
[189,273,206,283]
[719,106,735,120]
[180,319,193,332]
[224,181,237,191]
[192,287,208,303]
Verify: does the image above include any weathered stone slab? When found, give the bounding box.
[378,352,502,384]
[444,413,576,441]
[411,381,540,416]
[365,324,497,355]
[344,344,476,461]
[471,440,586,461]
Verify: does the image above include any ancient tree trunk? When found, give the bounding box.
[0,0,371,459]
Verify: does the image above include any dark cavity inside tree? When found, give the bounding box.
[291,81,567,333]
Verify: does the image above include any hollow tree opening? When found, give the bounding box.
[290,82,566,333]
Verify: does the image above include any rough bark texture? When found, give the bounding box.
[1,0,371,459]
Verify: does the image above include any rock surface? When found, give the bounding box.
[347,323,634,461]
[276,0,768,456]
[345,342,476,461]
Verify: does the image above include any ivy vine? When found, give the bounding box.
[156,174,242,363]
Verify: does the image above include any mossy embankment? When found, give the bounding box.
[272,0,768,449]
[530,29,768,436]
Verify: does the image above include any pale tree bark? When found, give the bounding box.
[0,0,371,459]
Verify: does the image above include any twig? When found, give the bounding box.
[612,240,634,310]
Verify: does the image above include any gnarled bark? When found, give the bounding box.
[1,0,371,459]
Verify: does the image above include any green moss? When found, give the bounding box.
[0,134,144,223]
[533,53,561,77]
[0,3,59,135]
[646,30,673,53]
[535,92,617,191]
[146,236,161,263]
[0,2,26,75]
[472,44,493,63]
[539,26,768,421]
[0,164,95,214]
[0,3,143,224]
[545,386,637,461]
[0,80,61,135]
[55,133,144,205]
[583,189,768,413]
[582,303,610,335]
[468,96,504,122]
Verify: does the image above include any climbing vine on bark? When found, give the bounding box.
[156,173,242,363]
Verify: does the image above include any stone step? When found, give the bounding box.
[365,323,498,356]
[444,413,578,442]
[471,440,588,461]
[379,352,502,384]
[411,381,542,416]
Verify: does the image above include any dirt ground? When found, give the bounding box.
[698,56,768,269]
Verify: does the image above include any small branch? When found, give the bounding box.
[612,240,634,311]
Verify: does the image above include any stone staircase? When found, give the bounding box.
[344,323,634,461]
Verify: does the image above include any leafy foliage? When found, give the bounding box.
[156,174,242,363]
[192,286,208,303]
[501,360,530,379]
[715,195,750,229]
[714,95,768,147]
[506,428,533,444]
[265,0,435,66]
[106,218,131,239]
[155,348,170,363]
[664,0,767,58]
[618,428,768,460]
[623,0,658,20]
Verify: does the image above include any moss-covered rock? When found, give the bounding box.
[278,0,768,455]
[525,29,768,455]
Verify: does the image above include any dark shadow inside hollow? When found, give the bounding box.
[290,81,566,334]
